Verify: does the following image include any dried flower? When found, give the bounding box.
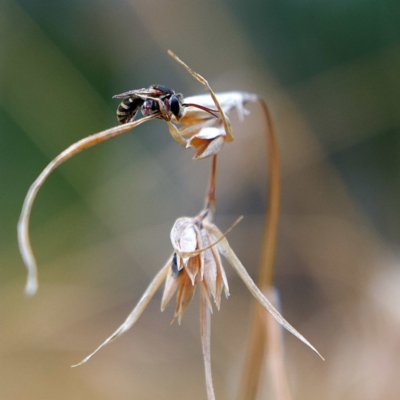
[162,213,230,322]
[167,115,228,160]
[71,207,322,400]
[166,82,260,160]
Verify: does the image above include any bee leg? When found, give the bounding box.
[151,97,170,121]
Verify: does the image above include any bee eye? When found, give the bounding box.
[170,96,182,117]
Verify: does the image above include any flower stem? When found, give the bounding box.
[204,155,218,217]
[200,287,216,400]
[238,97,281,399]
[200,155,218,399]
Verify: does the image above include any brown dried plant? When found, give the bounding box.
[18,51,322,400]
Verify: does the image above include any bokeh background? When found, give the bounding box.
[1,1,400,399]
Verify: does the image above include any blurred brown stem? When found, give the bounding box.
[238,98,281,399]
[263,288,293,400]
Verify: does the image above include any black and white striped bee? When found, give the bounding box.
[113,84,220,124]
[113,85,184,124]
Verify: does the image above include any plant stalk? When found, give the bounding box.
[238,98,281,399]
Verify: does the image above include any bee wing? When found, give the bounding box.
[113,88,146,99]
[113,87,167,99]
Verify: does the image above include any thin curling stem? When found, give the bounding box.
[18,114,158,296]
[238,98,282,400]
[257,98,280,286]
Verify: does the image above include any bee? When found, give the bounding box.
[113,85,184,124]
[113,84,220,124]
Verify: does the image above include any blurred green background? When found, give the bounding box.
[1,1,399,399]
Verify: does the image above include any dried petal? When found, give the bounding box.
[201,281,214,312]
[216,252,230,299]
[193,136,225,160]
[203,247,217,304]
[161,263,182,311]
[207,224,324,360]
[180,119,216,138]
[210,245,224,309]
[190,127,224,142]
[185,256,200,285]
[175,270,197,324]
[203,223,230,301]
[72,257,171,367]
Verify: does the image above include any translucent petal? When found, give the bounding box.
[170,217,194,244]
[184,91,259,121]
[179,226,197,253]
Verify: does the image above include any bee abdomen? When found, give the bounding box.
[116,97,144,124]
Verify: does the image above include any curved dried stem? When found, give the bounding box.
[256,98,281,287]
[238,97,282,399]
[18,114,158,296]
[168,50,233,142]
[72,257,171,368]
